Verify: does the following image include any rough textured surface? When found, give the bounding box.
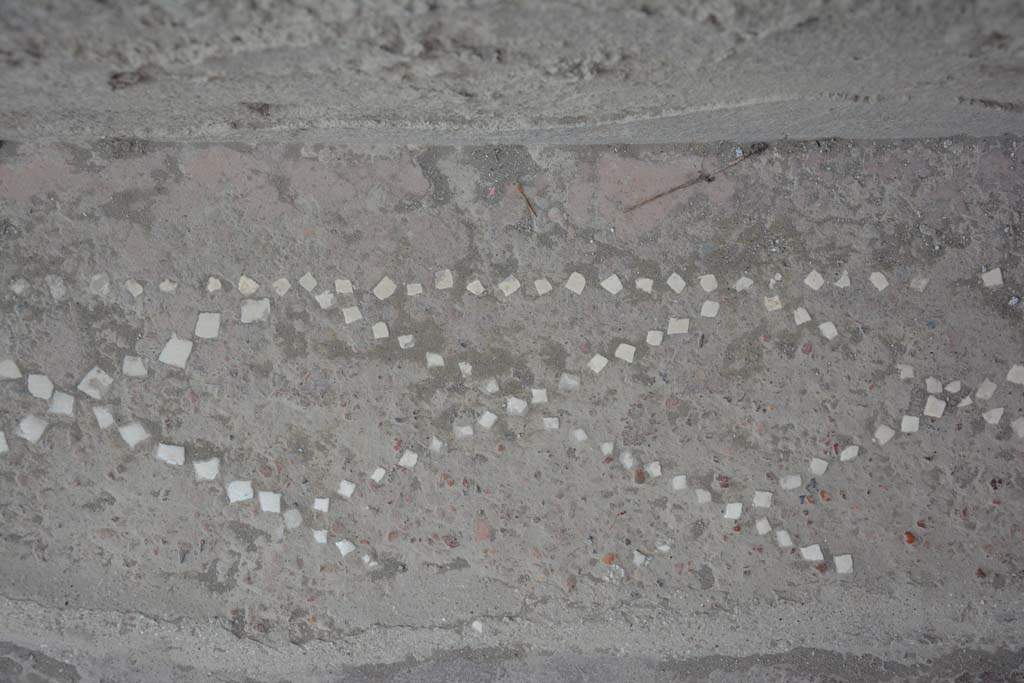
[1,138,1023,680]
[2,1,1024,143]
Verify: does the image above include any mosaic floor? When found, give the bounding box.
[0,139,1022,681]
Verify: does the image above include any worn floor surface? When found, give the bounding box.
[0,138,1023,681]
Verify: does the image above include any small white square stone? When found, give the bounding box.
[764,295,782,311]
[238,275,260,295]
[924,396,946,418]
[671,475,687,490]
[118,421,149,449]
[271,278,291,296]
[337,480,356,498]
[48,391,74,417]
[600,442,613,456]
[646,330,663,346]
[534,278,552,295]
[398,334,415,349]
[959,396,973,408]
[869,272,889,291]
[804,270,825,290]
[897,364,915,379]
[909,276,929,292]
[240,298,271,323]
[573,428,588,442]
[565,272,586,295]
[723,502,743,520]
[258,491,281,513]
[406,283,423,296]
[834,271,851,288]
[313,529,328,544]
[755,518,772,535]
[619,451,635,469]
[336,539,356,557]
[195,312,221,339]
[159,335,193,369]
[93,406,114,429]
[666,272,686,293]
[1007,365,1024,385]
[800,544,823,561]
[981,268,1003,288]
[28,374,54,400]
[818,321,838,340]
[793,307,811,326]
[227,480,253,503]
[733,276,754,291]
[644,461,661,478]
[776,530,793,547]
[614,343,636,363]
[481,377,499,394]
[600,274,623,294]
[125,279,144,297]
[335,279,354,294]
[900,415,919,433]
[426,352,445,368]
[542,416,560,430]
[314,291,335,309]
[834,554,853,574]
[430,436,444,452]
[372,322,390,339]
[299,272,317,292]
[10,278,29,295]
[839,445,859,462]
[158,279,178,293]
[478,411,497,429]
[455,424,474,438]
[982,407,1004,425]
[155,443,185,466]
[0,431,7,455]
[46,274,66,300]
[667,317,689,335]
[506,396,529,416]
[399,450,419,468]
[531,388,548,404]
[0,358,22,379]
[370,467,386,483]
[194,458,219,481]
[206,277,222,293]
[466,279,485,296]
[585,352,606,374]
[695,488,712,504]
[16,415,48,443]
[925,377,943,394]
[945,380,961,393]
[435,269,454,290]
[373,276,397,300]
[635,277,653,293]
[976,378,997,400]
[89,274,110,296]
[700,301,720,318]
[342,306,362,324]
[781,475,802,490]
[284,509,302,529]
[498,275,521,297]
[809,458,828,475]
[559,373,580,392]
[699,274,718,292]
[753,491,773,508]
[874,424,895,445]
[1011,416,1024,438]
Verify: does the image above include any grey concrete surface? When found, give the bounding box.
[1,1,1024,143]
[1,138,1023,681]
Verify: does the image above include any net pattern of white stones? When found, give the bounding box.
[1,266,1019,577]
